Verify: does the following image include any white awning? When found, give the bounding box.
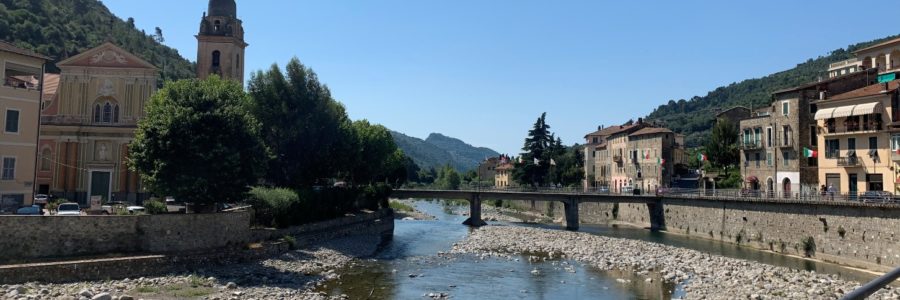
[851,102,881,116]
[814,107,836,120]
[832,105,855,118]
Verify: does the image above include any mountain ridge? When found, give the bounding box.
[391,131,499,172]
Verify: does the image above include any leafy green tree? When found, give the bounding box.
[348,120,404,184]
[705,119,739,174]
[549,145,585,187]
[247,58,354,188]
[129,76,267,208]
[435,165,461,190]
[513,113,553,186]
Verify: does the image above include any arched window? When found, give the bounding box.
[103,102,112,123]
[113,105,119,123]
[214,20,221,32]
[40,148,51,171]
[212,51,221,68]
[94,104,101,123]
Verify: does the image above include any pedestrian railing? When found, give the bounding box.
[840,265,900,300]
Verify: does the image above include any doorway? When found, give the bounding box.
[782,178,792,198]
[849,173,858,199]
[89,170,112,203]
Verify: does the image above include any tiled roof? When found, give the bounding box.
[495,163,514,171]
[0,40,50,60]
[854,37,900,54]
[825,81,900,102]
[629,127,674,137]
[585,123,645,138]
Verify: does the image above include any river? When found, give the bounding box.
[317,200,877,299]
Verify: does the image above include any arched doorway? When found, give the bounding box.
[782,178,792,198]
[767,178,774,197]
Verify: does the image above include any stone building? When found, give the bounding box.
[0,41,47,212]
[197,0,247,84]
[815,80,900,196]
[715,106,751,129]
[476,157,499,183]
[584,120,684,193]
[625,127,677,193]
[37,43,158,204]
[739,69,876,196]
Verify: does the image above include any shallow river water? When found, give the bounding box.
[317,200,877,299]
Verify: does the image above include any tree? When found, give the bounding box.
[348,120,403,185]
[153,26,164,43]
[129,76,267,208]
[435,165,461,190]
[705,119,739,173]
[247,58,354,188]
[513,113,553,186]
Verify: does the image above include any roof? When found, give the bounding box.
[0,40,50,60]
[773,68,878,95]
[42,73,60,102]
[629,127,674,137]
[824,81,900,102]
[57,42,157,70]
[495,163,514,171]
[854,37,900,54]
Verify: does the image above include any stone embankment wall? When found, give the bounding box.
[508,198,900,272]
[0,209,394,284]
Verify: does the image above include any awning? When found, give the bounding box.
[832,105,855,118]
[745,176,759,183]
[851,102,881,116]
[814,107,836,120]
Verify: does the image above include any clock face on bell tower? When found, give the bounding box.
[196,0,247,84]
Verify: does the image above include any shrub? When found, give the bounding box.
[282,235,298,250]
[144,199,168,214]
[802,236,816,257]
[48,198,67,211]
[247,187,300,228]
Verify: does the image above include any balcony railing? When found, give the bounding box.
[838,156,861,167]
[828,58,861,70]
[825,122,883,134]
[740,141,763,150]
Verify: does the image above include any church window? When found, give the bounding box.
[40,148,51,171]
[94,104,101,123]
[113,105,120,123]
[214,20,221,32]
[103,102,112,123]
[212,51,221,68]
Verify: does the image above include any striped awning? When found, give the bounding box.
[851,102,881,116]
[814,108,836,120]
[832,105,855,118]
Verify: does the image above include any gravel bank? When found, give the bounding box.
[451,225,900,300]
[1,235,382,300]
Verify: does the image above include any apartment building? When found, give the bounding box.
[828,37,900,83]
[624,127,677,192]
[815,81,899,196]
[584,120,684,193]
[0,41,47,212]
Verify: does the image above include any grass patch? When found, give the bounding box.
[283,235,298,250]
[389,200,414,212]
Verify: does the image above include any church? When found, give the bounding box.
[37,0,246,204]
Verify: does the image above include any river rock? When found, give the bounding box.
[90,293,111,300]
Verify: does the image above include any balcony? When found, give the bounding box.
[779,137,794,148]
[740,141,763,150]
[612,155,623,163]
[824,122,883,135]
[837,156,861,167]
[828,58,861,71]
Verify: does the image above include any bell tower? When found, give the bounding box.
[196,0,247,84]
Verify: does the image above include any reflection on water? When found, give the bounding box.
[318,201,673,299]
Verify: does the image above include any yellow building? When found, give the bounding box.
[814,81,898,197]
[0,41,47,212]
[494,163,515,188]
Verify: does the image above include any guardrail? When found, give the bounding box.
[841,265,900,300]
[397,185,900,206]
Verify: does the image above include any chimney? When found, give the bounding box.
[819,91,826,100]
[598,125,603,131]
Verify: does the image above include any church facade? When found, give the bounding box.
[37,43,158,204]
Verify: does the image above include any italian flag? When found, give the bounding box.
[698,153,708,162]
[803,147,818,158]
[658,158,666,165]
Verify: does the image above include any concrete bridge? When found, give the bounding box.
[391,188,665,230]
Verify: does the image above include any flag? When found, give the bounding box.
[534,158,540,165]
[550,158,557,166]
[645,150,650,160]
[658,158,665,165]
[803,147,818,158]
[698,153,708,162]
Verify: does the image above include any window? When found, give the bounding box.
[40,149,51,171]
[767,127,773,147]
[848,138,856,150]
[114,105,119,123]
[782,125,790,146]
[212,51,221,68]
[869,137,879,157]
[755,153,761,167]
[892,135,900,151]
[783,151,790,167]
[4,109,19,133]
[102,103,112,123]
[811,125,818,146]
[1,157,15,180]
[754,128,761,144]
[94,104,101,123]
[825,139,840,158]
[782,101,790,116]
[743,129,751,144]
[767,152,773,166]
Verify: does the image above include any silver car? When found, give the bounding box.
[56,203,82,216]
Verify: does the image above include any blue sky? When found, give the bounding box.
[105,0,898,155]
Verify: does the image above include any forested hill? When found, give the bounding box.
[0,0,195,84]
[647,34,900,147]
[390,131,499,172]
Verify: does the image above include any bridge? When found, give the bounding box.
[391,187,900,230]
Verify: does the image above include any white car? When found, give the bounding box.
[621,186,635,194]
[100,202,145,214]
[33,194,49,205]
[56,203,82,216]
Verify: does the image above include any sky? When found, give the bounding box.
[104,0,899,155]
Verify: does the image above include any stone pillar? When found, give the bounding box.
[647,200,666,231]
[462,193,486,226]
[872,57,878,70]
[564,198,580,231]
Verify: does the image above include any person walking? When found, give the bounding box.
[827,183,836,201]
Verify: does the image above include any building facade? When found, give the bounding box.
[476,157,499,183]
[828,37,900,83]
[740,69,877,196]
[0,41,47,212]
[815,81,899,196]
[197,0,247,84]
[37,43,158,204]
[625,128,677,193]
[494,163,514,188]
[584,121,683,193]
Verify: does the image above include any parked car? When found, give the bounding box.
[621,186,634,195]
[100,201,146,214]
[860,191,892,203]
[15,205,42,215]
[597,186,610,194]
[33,194,50,205]
[56,203,82,216]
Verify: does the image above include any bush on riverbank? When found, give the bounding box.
[247,185,393,228]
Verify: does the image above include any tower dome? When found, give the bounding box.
[208,0,236,18]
